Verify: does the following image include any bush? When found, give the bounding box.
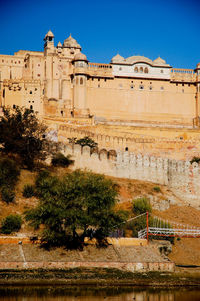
[23,184,35,198]
[76,136,98,149]
[190,156,200,164]
[153,186,161,192]
[1,214,22,234]
[0,158,20,188]
[1,186,15,203]
[51,153,74,167]
[132,197,152,215]
[125,217,147,237]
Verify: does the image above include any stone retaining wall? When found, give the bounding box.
[0,260,174,272]
[0,243,174,272]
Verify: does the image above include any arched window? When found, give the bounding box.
[139,67,143,73]
[144,67,148,73]
[30,105,33,110]
[134,67,138,73]
[80,77,83,85]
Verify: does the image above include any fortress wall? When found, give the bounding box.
[62,144,200,208]
[58,125,200,159]
[86,81,196,125]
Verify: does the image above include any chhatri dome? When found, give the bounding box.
[74,52,87,61]
[111,54,125,63]
[44,30,54,40]
[125,55,153,64]
[57,41,62,48]
[63,34,81,49]
[153,57,167,65]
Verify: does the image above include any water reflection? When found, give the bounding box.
[0,286,200,301]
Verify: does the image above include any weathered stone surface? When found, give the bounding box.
[62,144,200,208]
[0,244,174,272]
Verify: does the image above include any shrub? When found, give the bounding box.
[132,197,152,215]
[1,186,15,203]
[1,214,22,234]
[23,184,35,198]
[153,186,161,192]
[190,156,200,164]
[76,136,98,149]
[0,158,20,188]
[125,217,147,237]
[51,153,74,167]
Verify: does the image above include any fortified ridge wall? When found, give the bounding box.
[58,124,200,160]
[62,144,200,208]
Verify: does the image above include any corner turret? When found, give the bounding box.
[73,52,89,117]
[44,30,55,55]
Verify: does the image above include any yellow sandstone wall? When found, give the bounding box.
[87,78,196,125]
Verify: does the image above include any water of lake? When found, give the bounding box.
[0,286,200,301]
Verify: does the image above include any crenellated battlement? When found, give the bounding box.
[58,125,200,160]
[61,143,200,208]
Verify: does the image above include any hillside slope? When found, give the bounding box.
[0,167,199,266]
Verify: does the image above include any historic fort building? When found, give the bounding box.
[0,30,200,128]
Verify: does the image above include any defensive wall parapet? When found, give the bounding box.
[63,144,200,208]
[58,125,200,160]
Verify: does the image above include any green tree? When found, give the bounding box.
[25,170,126,248]
[0,106,55,169]
[76,136,98,149]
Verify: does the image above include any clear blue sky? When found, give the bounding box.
[0,0,199,68]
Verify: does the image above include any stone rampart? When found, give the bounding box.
[63,144,200,208]
[58,125,200,160]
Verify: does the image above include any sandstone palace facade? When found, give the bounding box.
[0,30,200,127]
